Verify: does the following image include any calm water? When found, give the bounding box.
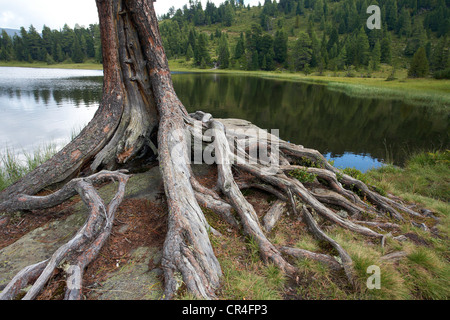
[0,67,102,155]
[1,67,448,171]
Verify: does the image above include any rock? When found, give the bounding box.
[411,221,429,232]
[0,165,180,299]
[0,207,87,290]
[393,235,408,242]
[0,215,9,228]
[88,246,163,300]
[336,210,349,219]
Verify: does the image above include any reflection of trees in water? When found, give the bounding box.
[1,73,446,166]
[173,74,449,166]
[1,77,103,109]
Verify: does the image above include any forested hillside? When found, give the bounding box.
[1,0,449,78]
[158,0,449,78]
[0,24,102,65]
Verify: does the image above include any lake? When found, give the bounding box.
[0,67,448,172]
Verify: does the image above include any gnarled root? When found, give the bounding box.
[1,112,427,300]
[0,170,129,300]
[172,112,425,294]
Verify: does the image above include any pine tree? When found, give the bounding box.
[295,15,300,28]
[404,21,427,56]
[431,36,449,72]
[326,27,339,54]
[249,50,259,70]
[223,3,235,27]
[408,47,429,78]
[370,40,381,71]
[195,33,210,66]
[261,54,267,70]
[54,43,64,62]
[0,30,13,61]
[336,45,347,70]
[71,37,84,63]
[234,32,245,60]
[273,30,288,64]
[186,44,194,61]
[309,31,320,68]
[313,0,324,22]
[386,0,398,31]
[397,8,412,37]
[217,34,230,69]
[380,33,392,64]
[355,27,370,67]
[293,32,312,71]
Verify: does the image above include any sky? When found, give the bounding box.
[0,0,263,31]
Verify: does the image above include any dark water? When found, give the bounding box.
[172,73,449,170]
[0,68,448,171]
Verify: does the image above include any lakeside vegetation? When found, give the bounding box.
[169,58,450,108]
[0,145,57,192]
[1,143,449,299]
[0,59,102,70]
[191,149,450,300]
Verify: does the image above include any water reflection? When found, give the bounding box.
[172,73,449,169]
[0,68,448,172]
[0,67,103,154]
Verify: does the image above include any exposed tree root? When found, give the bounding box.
[0,112,427,299]
[280,247,343,271]
[0,170,129,300]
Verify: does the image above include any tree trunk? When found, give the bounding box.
[0,0,425,300]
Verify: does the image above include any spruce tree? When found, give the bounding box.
[71,38,84,63]
[0,30,13,61]
[293,32,312,71]
[273,30,288,64]
[370,40,381,71]
[380,35,392,64]
[355,27,370,67]
[218,34,230,69]
[408,47,429,78]
[431,36,449,72]
[186,44,194,61]
[234,33,245,60]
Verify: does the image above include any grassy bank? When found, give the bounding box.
[0,60,103,70]
[0,145,57,191]
[191,150,450,300]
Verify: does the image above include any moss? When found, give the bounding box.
[288,168,317,183]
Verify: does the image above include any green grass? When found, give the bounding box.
[288,168,317,183]
[0,60,103,70]
[361,150,450,299]
[365,150,450,202]
[0,144,57,191]
[211,150,450,300]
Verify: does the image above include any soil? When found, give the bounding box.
[0,198,78,250]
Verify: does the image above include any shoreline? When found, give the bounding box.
[1,61,449,108]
